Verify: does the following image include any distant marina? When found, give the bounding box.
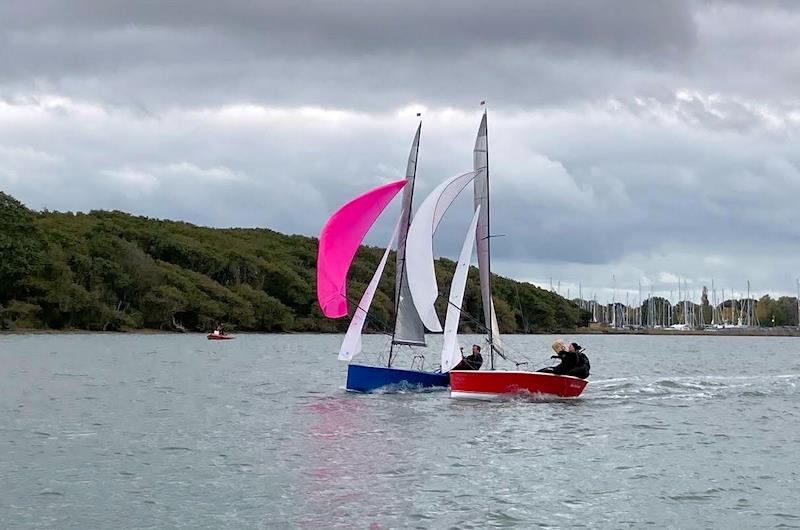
[551,277,800,335]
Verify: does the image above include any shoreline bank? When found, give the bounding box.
[3,327,800,337]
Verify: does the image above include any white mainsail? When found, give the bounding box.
[441,206,481,372]
[338,221,400,361]
[406,171,478,332]
[473,112,504,356]
[393,123,427,346]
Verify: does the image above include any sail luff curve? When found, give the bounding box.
[317,179,407,319]
[405,170,478,332]
[441,206,481,372]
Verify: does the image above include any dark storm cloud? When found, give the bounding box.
[1,0,799,297]
[3,0,694,56]
[0,1,696,110]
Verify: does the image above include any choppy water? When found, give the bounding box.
[1,333,799,529]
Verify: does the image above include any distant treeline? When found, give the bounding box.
[0,192,590,333]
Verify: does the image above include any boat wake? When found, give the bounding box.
[494,390,582,404]
[353,382,448,395]
[588,373,799,402]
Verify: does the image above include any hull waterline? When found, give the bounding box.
[346,364,449,393]
[449,370,587,400]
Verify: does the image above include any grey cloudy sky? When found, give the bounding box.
[1,0,799,302]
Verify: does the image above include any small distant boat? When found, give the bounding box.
[207,333,234,340]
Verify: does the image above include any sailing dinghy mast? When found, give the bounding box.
[484,108,495,370]
[388,121,426,367]
[474,106,502,369]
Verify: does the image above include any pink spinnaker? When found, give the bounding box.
[317,179,407,318]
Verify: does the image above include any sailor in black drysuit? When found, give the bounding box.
[452,344,484,371]
[538,342,590,379]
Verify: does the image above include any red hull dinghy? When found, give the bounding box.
[402,111,590,400]
[207,334,234,340]
[450,370,587,400]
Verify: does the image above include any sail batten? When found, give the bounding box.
[441,206,481,372]
[393,123,427,346]
[406,170,478,332]
[316,179,407,319]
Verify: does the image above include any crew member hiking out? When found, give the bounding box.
[538,340,590,379]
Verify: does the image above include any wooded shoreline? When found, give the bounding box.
[0,192,589,333]
[4,328,800,337]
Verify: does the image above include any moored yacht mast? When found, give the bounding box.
[612,274,617,328]
[711,279,717,326]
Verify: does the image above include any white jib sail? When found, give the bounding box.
[441,206,481,372]
[338,220,401,361]
[489,299,504,354]
[405,171,478,332]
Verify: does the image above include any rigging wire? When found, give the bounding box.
[341,293,436,368]
[339,294,557,371]
[342,293,394,338]
[439,296,555,371]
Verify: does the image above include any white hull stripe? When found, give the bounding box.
[450,390,582,401]
[450,390,503,401]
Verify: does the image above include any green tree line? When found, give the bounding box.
[0,192,590,333]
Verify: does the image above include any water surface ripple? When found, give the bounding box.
[1,333,798,529]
